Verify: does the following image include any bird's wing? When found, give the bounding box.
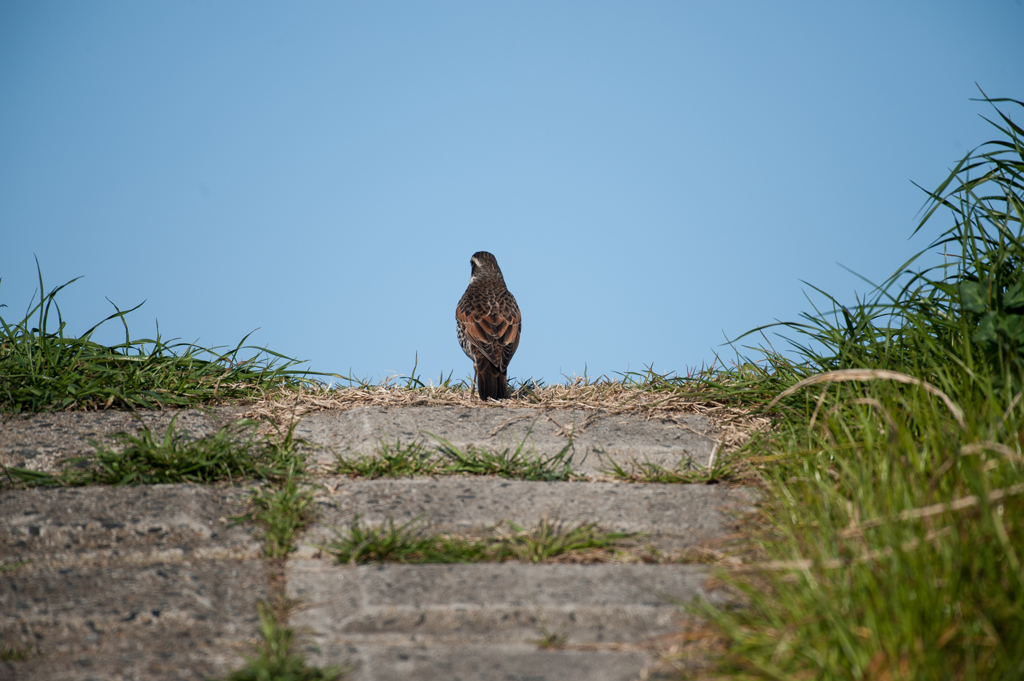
[456,298,520,372]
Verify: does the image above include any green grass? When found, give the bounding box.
[336,431,577,481]
[221,602,347,681]
[0,645,33,661]
[2,417,305,487]
[601,449,736,484]
[335,440,444,478]
[243,474,318,558]
[430,433,576,480]
[670,94,1024,680]
[221,437,342,678]
[0,261,321,413]
[323,516,634,565]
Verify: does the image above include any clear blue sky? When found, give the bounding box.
[2,2,1021,385]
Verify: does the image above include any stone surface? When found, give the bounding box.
[288,562,727,680]
[296,406,719,478]
[2,561,266,681]
[303,477,757,554]
[0,405,757,680]
[0,406,248,475]
[0,483,259,565]
[299,643,671,681]
[0,484,266,681]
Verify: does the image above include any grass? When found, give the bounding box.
[335,440,443,478]
[600,446,736,484]
[243,473,318,558]
[0,260,321,413]
[221,440,343,678]
[0,645,33,661]
[2,417,304,487]
[6,95,1019,680]
[336,431,577,482]
[322,516,635,565]
[0,266,343,677]
[429,433,577,481]
[221,602,347,681]
[667,94,1024,680]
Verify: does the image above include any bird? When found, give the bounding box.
[456,251,522,401]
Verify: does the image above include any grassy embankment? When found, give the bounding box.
[3,95,1021,679]
[665,96,1024,680]
[0,270,342,677]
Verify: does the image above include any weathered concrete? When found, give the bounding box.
[0,484,266,681]
[0,404,756,680]
[296,406,718,478]
[303,477,756,554]
[0,406,248,474]
[309,644,669,681]
[288,562,727,680]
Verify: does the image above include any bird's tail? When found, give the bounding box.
[476,362,507,401]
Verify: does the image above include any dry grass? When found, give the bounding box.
[240,377,772,458]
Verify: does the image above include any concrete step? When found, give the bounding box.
[0,407,247,475]
[303,476,757,555]
[288,562,725,681]
[0,405,754,680]
[305,643,669,681]
[0,484,265,681]
[287,476,753,679]
[295,406,719,478]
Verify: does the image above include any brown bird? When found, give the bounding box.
[456,251,522,401]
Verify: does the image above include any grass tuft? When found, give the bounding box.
[335,432,577,482]
[221,602,347,681]
[0,260,322,413]
[323,516,634,565]
[600,448,737,484]
[680,93,1024,680]
[2,419,306,488]
[0,645,33,661]
[430,433,577,481]
[335,440,442,478]
[243,474,318,558]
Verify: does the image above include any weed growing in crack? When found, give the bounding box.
[2,418,306,488]
[430,434,576,481]
[221,431,344,679]
[601,451,736,484]
[242,475,317,558]
[322,516,635,565]
[0,645,33,661]
[335,440,442,478]
[221,602,347,681]
[334,432,578,482]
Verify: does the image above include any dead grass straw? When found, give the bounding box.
[241,379,773,457]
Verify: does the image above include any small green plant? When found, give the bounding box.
[85,417,270,485]
[324,516,482,564]
[335,440,442,478]
[430,433,577,481]
[0,645,33,661]
[244,474,318,558]
[489,519,634,563]
[0,261,321,413]
[2,418,306,488]
[601,449,736,484]
[336,433,578,482]
[322,516,634,565]
[221,601,346,681]
[534,603,567,650]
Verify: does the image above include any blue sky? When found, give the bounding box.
[2,2,1022,385]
